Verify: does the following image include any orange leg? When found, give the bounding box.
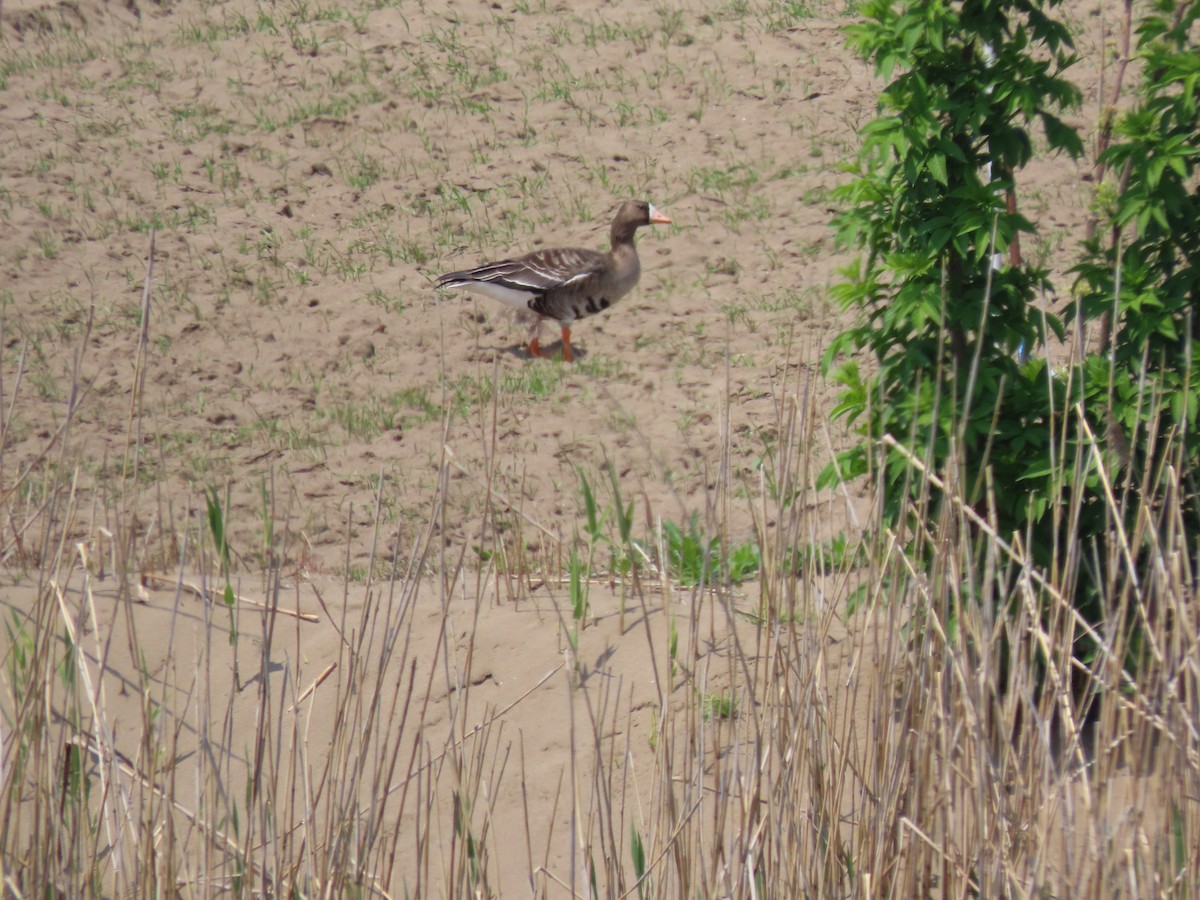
[528,337,544,357]
[560,326,574,363]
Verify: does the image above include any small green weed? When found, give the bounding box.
[649,514,760,586]
[702,691,738,720]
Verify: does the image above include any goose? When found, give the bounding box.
[435,200,671,361]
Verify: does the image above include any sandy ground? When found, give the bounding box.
[0,0,1118,892]
[1,0,878,576]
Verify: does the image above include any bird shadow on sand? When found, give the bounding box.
[481,340,587,363]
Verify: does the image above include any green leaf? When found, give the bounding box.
[206,486,231,570]
[577,469,605,543]
[569,544,586,622]
[926,152,948,185]
[631,825,647,881]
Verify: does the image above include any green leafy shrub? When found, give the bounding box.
[822,0,1082,529]
[824,0,1199,672]
[1064,0,1200,644]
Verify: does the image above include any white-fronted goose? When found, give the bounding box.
[435,200,672,362]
